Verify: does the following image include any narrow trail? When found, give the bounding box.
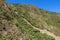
[23,18,60,40]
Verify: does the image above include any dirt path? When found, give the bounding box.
[23,18,60,40]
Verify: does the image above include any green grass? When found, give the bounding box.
[40,9,60,36]
[0,0,60,40]
[15,16,54,40]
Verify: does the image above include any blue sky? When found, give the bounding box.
[5,0,60,13]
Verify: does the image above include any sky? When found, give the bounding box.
[5,0,60,13]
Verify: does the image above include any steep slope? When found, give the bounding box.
[0,0,60,40]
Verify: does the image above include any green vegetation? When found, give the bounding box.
[40,9,60,36]
[0,0,60,40]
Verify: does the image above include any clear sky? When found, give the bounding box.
[5,0,60,13]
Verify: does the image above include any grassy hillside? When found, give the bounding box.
[40,9,60,36]
[0,0,60,40]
